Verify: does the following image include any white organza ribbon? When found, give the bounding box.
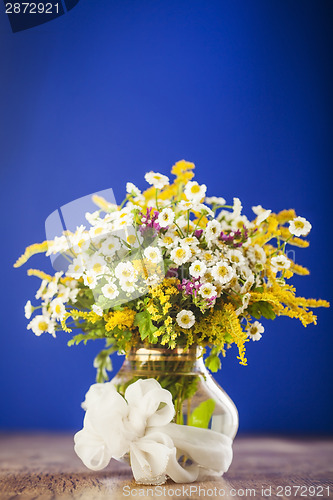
[74,378,233,484]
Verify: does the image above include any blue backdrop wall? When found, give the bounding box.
[0,0,332,433]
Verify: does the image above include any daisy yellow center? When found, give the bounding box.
[175,249,186,258]
[55,304,62,314]
[38,321,48,331]
[217,266,228,277]
[87,276,94,284]
[77,239,86,248]
[191,185,200,194]
[94,227,103,235]
[127,235,136,245]
[231,256,239,263]
[93,263,103,273]
[150,251,158,259]
[182,315,190,324]
[163,237,173,245]
[295,220,304,229]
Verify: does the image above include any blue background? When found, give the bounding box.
[0,0,332,433]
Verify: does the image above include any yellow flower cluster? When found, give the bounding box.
[14,241,49,268]
[104,308,136,332]
[27,268,53,281]
[141,159,195,207]
[61,309,102,333]
[250,270,330,328]
[186,302,248,365]
[147,278,181,346]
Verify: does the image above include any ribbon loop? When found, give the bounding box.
[74,378,233,484]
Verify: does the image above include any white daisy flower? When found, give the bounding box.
[189,260,207,278]
[289,216,312,237]
[233,197,243,217]
[100,237,120,256]
[70,226,91,253]
[271,255,291,272]
[126,182,141,197]
[157,208,175,228]
[83,271,98,289]
[170,245,192,265]
[183,236,199,247]
[35,280,48,300]
[101,282,119,300]
[89,255,107,276]
[205,196,226,206]
[143,246,163,263]
[92,304,103,316]
[192,203,214,217]
[230,215,250,231]
[85,210,101,226]
[178,200,194,212]
[24,300,34,319]
[115,261,137,283]
[144,171,169,189]
[252,205,272,225]
[212,261,234,285]
[199,282,216,300]
[27,314,55,336]
[176,310,196,329]
[201,251,218,267]
[227,249,246,267]
[46,235,69,256]
[43,280,59,301]
[205,220,221,242]
[120,280,136,293]
[159,233,179,249]
[67,257,86,279]
[247,321,264,341]
[247,245,267,265]
[184,181,207,202]
[49,298,66,321]
[89,222,109,241]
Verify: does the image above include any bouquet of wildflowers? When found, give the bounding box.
[15,160,329,382]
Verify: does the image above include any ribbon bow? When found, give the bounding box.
[74,378,233,484]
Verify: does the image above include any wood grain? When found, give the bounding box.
[0,434,332,499]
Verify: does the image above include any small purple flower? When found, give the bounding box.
[178,278,202,297]
[194,229,203,238]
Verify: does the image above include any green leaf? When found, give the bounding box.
[248,301,276,320]
[67,333,100,346]
[188,399,216,429]
[205,353,221,373]
[134,310,158,343]
[93,350,113,383]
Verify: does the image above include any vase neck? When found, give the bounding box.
[122,345,205,376]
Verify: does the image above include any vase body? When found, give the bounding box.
[111,346,238,440]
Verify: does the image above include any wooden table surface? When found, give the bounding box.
[0,434,332,499]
